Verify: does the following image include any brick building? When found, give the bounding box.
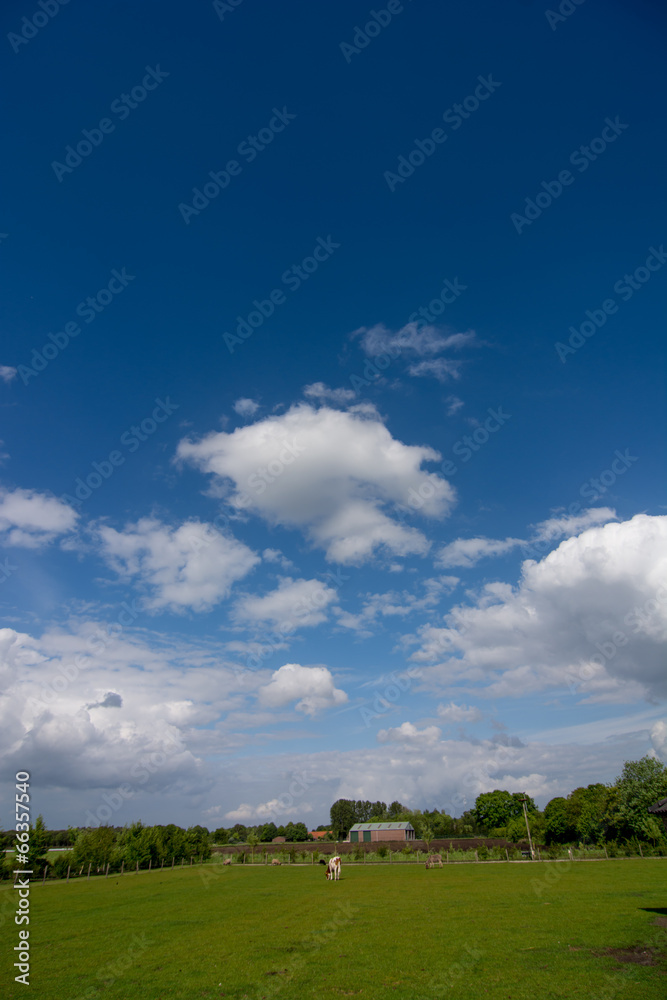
[346,822,416,843]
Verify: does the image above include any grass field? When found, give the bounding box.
[2,859,666,999]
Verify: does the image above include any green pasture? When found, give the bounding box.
[2,859,666,999]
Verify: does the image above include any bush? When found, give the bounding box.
[376,845,388,858]
[51,852,75,880]
[353,844,364,861]
[401,846,413,856]
[477,845,490,861]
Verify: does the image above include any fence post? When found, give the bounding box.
[161,859,164,870]
[43,866,47,885]
[66,865,71,882]
[172,857,175,869]
[638,842,644,858]
[149,859,152,871]
[106,863,110,878]
[505,849,509,862]
[87,862,91,880]
[120,861,124,876]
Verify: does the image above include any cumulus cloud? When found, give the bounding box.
[407,514,667,703]
[233,398,260,418]
[377,721,442,745]
[258,663,348,716]
[437,702,483,723]
[177,404,455,564]
[95,517,259,612]
[0,487,78,547]
[0,365,17,384]
[233,577,339,629]
[303,382,356,405]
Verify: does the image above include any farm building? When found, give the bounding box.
[648,797,667,833]
[346,822,416,843]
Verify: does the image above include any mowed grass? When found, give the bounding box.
[2,860,666,1000]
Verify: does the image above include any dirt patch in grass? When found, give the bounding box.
[599,946,662,966]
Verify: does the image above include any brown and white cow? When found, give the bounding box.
[324,856,341,880]
[271,858,282,866]
[425,853,443,868]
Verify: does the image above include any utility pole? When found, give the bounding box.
[520,797,535,860]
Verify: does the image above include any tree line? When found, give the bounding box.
[329,756,667,847]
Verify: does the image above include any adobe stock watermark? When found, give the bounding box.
[51,67,169,182]
[339,1,414,63]
[566,583,667,695]
[383,75,502,192]
[555,245,666,362]
[347,277,468,393]
[82,731,184,828]
[238,567,351,675]
[26,598,141,714]
[8,0,71,54]
[392,407,511,511]
[511,117,628,234]
[358,668,422,727]
[223,235,340,353]
[17,268,136,385]
[212,0,246,21]
[545,0,586,32]
[59,397,179,508]
[179,107,296,224]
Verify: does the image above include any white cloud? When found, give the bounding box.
[446,396,464,416]
[436,536,524,568]
[303,382,356,405]
[0,487,78,547]
[225,799,314,822]
[533,507,618,542]
[96,517,259,612]
[0,365,17,384]
[233,577,339,629]
[335,577,456,636]
[377,721,442,745]
[233,398,260,418]
[407,514,667,703]
[357,323,476,358]
[177,404,455,564]
[258,663,348,716]
[407,358,462,382]
[651,720,667,759]
[435,508,618,569]
[437,702,482,723]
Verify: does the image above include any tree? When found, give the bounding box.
[71,825,117,868]
[284,822,309,842]
[544,798,571,844]
[247,831,260,862]
[260,822,278,842]
[387,800,406,820]
[330,799,357,840]
[472,791,534,831]
[420,823,435,852]
[615,755,667,839]
[23,815,50,872]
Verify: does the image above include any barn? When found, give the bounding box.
[648,797,667,833]
[346,822,416,843]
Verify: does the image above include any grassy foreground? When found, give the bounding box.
[2,859,666,999]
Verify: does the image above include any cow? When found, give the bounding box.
[425,853,443,869]
[223,858,233,866]
[271,859,282,866]
[324,856,341,880]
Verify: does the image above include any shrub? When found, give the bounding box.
[353,844,364,861]
[477,845,490,861]
[401,846,413,856]
[376,844,388,858]
[51,852,75,880]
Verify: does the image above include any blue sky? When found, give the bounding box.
[1,0,665,832]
